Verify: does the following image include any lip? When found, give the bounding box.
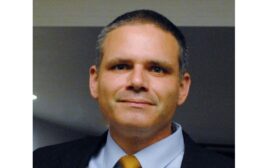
[117,99,155,106]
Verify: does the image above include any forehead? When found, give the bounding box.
[101,23,180,66]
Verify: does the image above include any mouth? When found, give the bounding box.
[117,99,155,106]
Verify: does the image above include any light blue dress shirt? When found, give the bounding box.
[88,122,184,168]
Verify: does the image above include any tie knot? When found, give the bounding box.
[118,155,141,168]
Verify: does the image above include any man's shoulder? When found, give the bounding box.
[33,134,107,168]
[34,136,95,156]
[191,145,234,168]
[182,131,234,168]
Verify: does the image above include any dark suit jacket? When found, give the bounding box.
[33,131,234,168]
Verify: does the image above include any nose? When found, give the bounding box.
[127,65,148,92]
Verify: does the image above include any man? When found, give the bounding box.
[34,10,234,168]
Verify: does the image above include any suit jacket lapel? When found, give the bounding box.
[60,132,108,168]
[78,132,108,168]
[181,130,203,168]
[57,130,211,168]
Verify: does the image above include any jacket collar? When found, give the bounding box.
[60,132,108,168]
[61,130,202,168]
[180,130,206,168]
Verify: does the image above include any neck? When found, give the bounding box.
[109,123,172,154]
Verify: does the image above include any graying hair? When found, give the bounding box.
[95,9,188,75]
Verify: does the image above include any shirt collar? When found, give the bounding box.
[135,122,184,168]
[104,122,184,168]
[104,132,127,168]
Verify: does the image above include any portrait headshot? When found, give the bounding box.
[33,1,234,168]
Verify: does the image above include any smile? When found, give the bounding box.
[117,99,155,107]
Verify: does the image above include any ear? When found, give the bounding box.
[89,65,99,99]
[177,72,191,105]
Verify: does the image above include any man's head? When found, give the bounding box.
[89,10,191,140]
[95,9,188,75]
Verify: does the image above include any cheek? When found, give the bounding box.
[97,75,121,121]
[152,79,180,112]
[97,73,127,107]
[152,78,180,100]
[98,74,124,92]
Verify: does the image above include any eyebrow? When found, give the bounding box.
[106,58,132,65]
[105,58,175,71]
[148,60,173,68]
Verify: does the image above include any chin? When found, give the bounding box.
[118,113,155,127]
[120,119,152,128]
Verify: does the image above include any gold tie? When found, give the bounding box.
[118,155,141,168]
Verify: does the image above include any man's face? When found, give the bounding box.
[90,23,190,137]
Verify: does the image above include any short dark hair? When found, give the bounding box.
[95,9,188,74]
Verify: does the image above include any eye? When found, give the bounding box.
[150,65,166,73]
[111,64,130,70]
